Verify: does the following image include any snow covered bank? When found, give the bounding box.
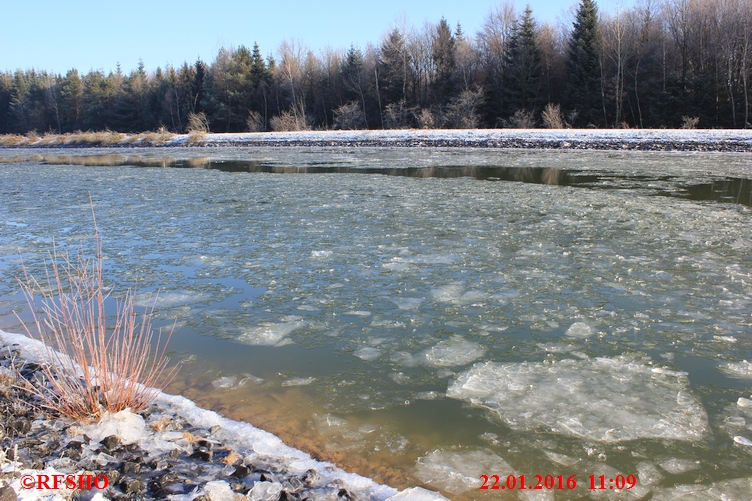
[5,129,752,151]
[0,329,447,501]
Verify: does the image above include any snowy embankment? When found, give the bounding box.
[0,329,447,501]
[5,128,752,151]
[167,129,752,151]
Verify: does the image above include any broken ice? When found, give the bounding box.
[447,356,708,442]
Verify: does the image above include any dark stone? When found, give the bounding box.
[169,448,181,459]
[193,496,211,501]
[119,461,142,474]
[106,469,122,484]
[101,435,121,451]
[120,478,146,495]
[0,486,16,501]
[229,481,248,492]
[157,472,181,484]
[197,439,214,450]
[149,458,170,470]
[302,469,319,486]
[280,491,302,501]
[190,447,213,462]
[231,464,250,478]
[125,443,139,452]
[338,488,354,500]
[260,472,280,483]
[10,418,31,434]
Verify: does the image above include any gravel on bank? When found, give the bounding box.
[0,330,447,501]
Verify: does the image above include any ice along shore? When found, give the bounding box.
[0,330,447,501]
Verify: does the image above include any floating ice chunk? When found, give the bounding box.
[281,377,316,387]
[543,450,578,466]
[238,320,304,346]
[212,376,240,389]
[414,449,514,494]
[714,335,738,343]
[565,322,594,338]
[344,310,371,316]
[355,346,383,361]
[420,336,485,368]
[392,297,424,310]
[637,462,663,486]
[137,291,210,307]
[430,283,463,303]
[651,477,752,500]
[658,457,701,474]
[734,436,752,446]
[311,250,332,258]
[385,486,449,500]
[447,356,708,442]
[203,480,235,501]
[720,360,752,378]
[737,397,752,408]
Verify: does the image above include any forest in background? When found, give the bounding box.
[1,0,751,135]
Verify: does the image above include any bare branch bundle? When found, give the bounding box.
[17,209,176,422]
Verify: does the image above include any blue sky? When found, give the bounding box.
[2,0,619,75]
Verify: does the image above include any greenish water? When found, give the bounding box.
[1,147,751,499]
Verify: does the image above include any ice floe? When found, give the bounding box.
[414,448,513,495]
[237,319,305,346]
[447,356,708,442]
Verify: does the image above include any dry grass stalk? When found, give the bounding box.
[17,208,176,422]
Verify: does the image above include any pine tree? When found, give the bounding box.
[378,28,412,105]
[431,18,456,104]
[502,6,543,117]
[564,0,604,127]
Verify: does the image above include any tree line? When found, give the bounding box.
[1,0,751,135]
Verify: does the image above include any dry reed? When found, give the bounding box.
[17,207,176,421]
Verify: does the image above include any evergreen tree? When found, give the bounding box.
[378,29,412,105]
[340,45,368,127]
[564,0,604,127]
[431,18,456,103]
[59,69,83,132]
[502,6,543,116]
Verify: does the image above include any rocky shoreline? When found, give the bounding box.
[0,332,444,501]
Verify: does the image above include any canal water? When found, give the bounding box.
[1,147,751,499]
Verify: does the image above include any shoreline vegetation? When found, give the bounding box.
[1,128,752,152]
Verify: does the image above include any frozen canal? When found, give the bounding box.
[1,147,751,499]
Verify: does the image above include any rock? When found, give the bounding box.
[101,434,121,451]
[191,447,213,461]
[120,478,146,495]
[302,468,320,486]
[0,485,16,501]
[120,460,142,474]
[231,464,250,478]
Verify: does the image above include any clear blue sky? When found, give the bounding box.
[2,0,620,75]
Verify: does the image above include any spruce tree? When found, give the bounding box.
[502,6,543,117]
[564,0,604,127]
[431,18,456,104]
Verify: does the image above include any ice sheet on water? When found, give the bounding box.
[354,346,383,361]
[650,477,752,500]
[565,321,595,338]
[658,457,701,474]
[419,336,485,368]
[447,356,708,442]
[237,319,305,346]
[414,448,514,494]
[719,360,752,378]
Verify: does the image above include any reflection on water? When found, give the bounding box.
[1,148,752,499]
[5,152,751,207]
